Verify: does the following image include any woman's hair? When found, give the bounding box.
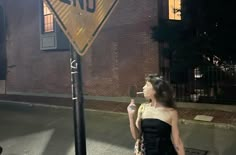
[145,74,176,108]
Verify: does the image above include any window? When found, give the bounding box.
[169,0,181,20]
[194,68,203,79]
[43,2,54,33]
[40,1,69,50]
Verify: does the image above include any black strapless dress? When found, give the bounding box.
[141,119,177,155]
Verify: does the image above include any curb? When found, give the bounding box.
[179,119,236,130]
[0,100,71,110]
[1,100,236,130]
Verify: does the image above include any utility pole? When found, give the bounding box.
[70,45,87,155]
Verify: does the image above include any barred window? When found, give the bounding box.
[169,0,181,20]
[43,2,54,33]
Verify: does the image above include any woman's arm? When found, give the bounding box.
[171,110,185,155]
[127,99,141,140]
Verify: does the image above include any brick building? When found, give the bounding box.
[0,0,180,98]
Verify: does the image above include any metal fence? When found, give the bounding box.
[172,65,236,104]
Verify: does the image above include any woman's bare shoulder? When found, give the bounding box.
[168,108,178,118]
[139,102,150,107]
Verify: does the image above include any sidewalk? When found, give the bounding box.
[0,94,236,129]
[83,100,236,129]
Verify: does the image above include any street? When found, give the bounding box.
[0,102,236,155]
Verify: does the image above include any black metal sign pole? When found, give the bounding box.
[70,45,87,155]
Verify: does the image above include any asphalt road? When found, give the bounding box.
[0,102,235,155]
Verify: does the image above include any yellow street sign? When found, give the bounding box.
[44,0,119,55]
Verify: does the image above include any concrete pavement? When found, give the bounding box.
[0,101,236,155]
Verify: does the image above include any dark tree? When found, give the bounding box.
[152,0,236,76]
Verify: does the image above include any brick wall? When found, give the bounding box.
[4,0,71,95]
[82,0,159,96]
[4,0,160,97]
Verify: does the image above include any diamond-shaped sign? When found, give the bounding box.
[44,0,119,56]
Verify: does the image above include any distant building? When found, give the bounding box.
[0,0,181,98]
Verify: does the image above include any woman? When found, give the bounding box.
[127,74,185,155]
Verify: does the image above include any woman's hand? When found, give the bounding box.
[127,99,140,140]
[127,99,137,117]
